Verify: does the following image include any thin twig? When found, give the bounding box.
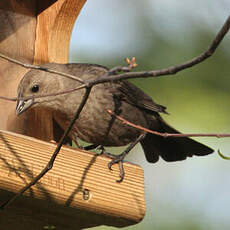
[0,85,87,102]
[0,53,85,84]
[107,109,230,138]
[0,96,17,102]
[88,16,230,84]
[108,57,138,75]
[0,87,92,209]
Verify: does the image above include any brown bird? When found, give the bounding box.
[16,63,213,180]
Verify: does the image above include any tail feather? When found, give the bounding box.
[140,117,213,163]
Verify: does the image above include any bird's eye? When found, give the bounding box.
[31,85,39,93]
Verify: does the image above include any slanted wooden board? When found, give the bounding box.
[0,130,146,229]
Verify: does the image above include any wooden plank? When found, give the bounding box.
[35,0,86,64]
[0,130,146,228]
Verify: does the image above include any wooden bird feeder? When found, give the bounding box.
[0,1,146,229]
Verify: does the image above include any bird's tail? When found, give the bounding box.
[140,117,213,163]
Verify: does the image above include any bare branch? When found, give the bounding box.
[0,96,17,102]
[108,57,138,75]
[107,109,230,138]
[0,53,85,84]
[90,16,230,84]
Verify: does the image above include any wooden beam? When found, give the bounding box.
[0,130,146,229]
[35,0,86,64]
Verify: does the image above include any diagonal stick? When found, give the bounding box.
[107,109,230,138]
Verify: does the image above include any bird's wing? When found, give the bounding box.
[113,80,168,114]
[70,63,168,114]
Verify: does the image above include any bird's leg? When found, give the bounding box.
[108,133,146,182]
[82,144,117,158]
[82,144,115,158]
[83,144,100,151]
[82,144,108,155]
[93,145,118,158]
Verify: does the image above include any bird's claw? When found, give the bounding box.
[108,156,122,169]
[108,161,114,171]
[108,155,125,183]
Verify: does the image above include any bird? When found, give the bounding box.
[16,63,213,180]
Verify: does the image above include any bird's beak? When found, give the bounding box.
[16,98,34,115]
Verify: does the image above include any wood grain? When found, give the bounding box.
[0,0,36,134]
[35,0,86,64]
[0,0,86,141]
[0,129,146,228]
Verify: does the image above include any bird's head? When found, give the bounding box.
[16,69,62,115]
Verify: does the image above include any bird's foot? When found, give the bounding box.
[90,146,126,182]
[107,134,146,182]
[83,144,100,151]
[83,145,126,182]
[83,144,116,158]
[92,145,116,158]
[94,145,106,155]
[108,153,126,183]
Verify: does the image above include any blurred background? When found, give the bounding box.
[69,0,230,229]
